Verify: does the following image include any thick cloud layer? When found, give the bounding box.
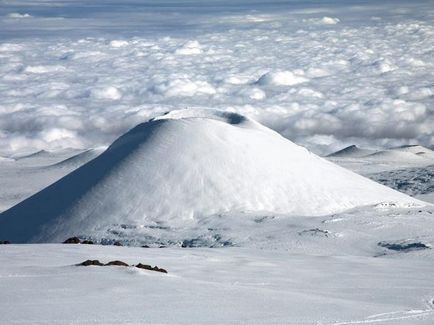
[0,0,433,156]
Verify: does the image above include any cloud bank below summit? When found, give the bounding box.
[0,0,433,156]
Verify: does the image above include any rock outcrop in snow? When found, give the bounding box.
[0,109,423,243]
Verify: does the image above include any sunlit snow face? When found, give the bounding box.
[0,0,433,156]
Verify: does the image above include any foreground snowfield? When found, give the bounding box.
[1,244,434,324]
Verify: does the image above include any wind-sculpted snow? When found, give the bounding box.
[0,0,434,156]
[0,109,424,243]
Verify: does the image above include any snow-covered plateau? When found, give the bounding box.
[2,244,434,325]
[1,0,434,324]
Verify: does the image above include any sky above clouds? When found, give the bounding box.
[0,0,433,156]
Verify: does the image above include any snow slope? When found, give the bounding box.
[0,147,104,212]
[0,109,423,244]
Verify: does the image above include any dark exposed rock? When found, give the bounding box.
[135,263,167,273]
[78,259,104,266]
[153,266,167,273]
[0,240,11,244]
[76,259,167,272]
[378,241,430,252]
[136,263,152,270]
[158,267,167,273]
[105,260,129,267]
[298,228,330,237]
[181,238,205,247]
[63,237,81,244]
[81,240,94,245]
[113,241,123,246]
[141,245,150,248]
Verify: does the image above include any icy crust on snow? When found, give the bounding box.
[0,109,424,243]
[0,0,434,156]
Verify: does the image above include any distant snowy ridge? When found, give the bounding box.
[328,144,434,172]
[0,109,425,244]
[327,144,434,201]
[328,144,434,160]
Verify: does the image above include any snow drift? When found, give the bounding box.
[0,109,423,243]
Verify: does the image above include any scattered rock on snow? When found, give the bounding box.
[78,259,104,266]
[81,240,94,245]
[76,260,167,272]
[135,263,152,270]
[63,237,81,244]
[378,241,430,252]
[298,228,330,237]
[135,263,168,273]
[105,260,129,266]
[113,241,123,246]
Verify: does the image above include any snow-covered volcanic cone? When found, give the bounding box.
[0,109,422,243]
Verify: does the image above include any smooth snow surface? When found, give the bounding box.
[0,109,423,244]
[1,244,434,325]
[0,0,433,156]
